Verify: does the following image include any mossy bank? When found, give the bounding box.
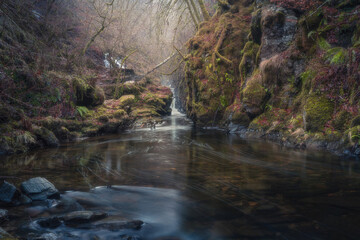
[178,0,360,156]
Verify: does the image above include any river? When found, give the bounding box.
[1,106,360,239]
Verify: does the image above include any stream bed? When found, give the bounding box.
[1,110,360,239]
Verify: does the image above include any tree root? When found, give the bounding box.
[212,24,232,71]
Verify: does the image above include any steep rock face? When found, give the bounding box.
[180,0,360,154]
[259,5,298,60]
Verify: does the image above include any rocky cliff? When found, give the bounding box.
[180,0,360,155]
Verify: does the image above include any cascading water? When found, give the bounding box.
[170,88,182,117]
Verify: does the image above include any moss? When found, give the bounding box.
[33,126,59,147]
[348,126,360,145]
[113,109,126,119]
[242,74,268,117]
[304,95,334,132]
[73,77,104,107]
[119,94,136,106]
[231,111,250,126]
[239,41,260,81]
[131,107,160,118]
[332,111,351,131]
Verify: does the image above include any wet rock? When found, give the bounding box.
[0,181,20,205]
[0,227,14,239]
[62,211,107,226]
[34,233,59,240]
[0,209,8,223]
[95,220,144,231]
[20,177,60,201]
[37,217,62,229]
[118,235,141,240]
[19,194,33,205]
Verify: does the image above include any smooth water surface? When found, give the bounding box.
[1,110,360,239]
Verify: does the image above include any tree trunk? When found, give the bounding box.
[197,0,210,21]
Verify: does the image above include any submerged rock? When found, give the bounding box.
[20,177,60,201]
[0,209,8,223]
[95,220,144,231]
[0,227,14,239]
[37,217,62,229]
[62,211,107,226]
[0,181,19,205]
[32,233,60,240]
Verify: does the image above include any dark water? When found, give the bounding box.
[1,110,360,239]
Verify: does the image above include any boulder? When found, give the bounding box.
[20,177,60,201]
[62,211,107,226]
[33,127,59,147]
[0,181,19,204]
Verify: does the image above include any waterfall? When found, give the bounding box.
[170,88,182,116]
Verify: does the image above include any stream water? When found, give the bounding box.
[1,105,360,239]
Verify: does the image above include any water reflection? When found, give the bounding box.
[1,113,360,239]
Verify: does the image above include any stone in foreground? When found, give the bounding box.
[62,211,108,226]
[0,181,19,204]
[20,177,60,201]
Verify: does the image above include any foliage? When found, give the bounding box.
[76,106,90,118]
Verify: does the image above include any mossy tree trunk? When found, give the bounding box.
[197,0,210,21]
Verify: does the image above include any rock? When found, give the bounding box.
[95,220,144,231]
[20,177,60,201]
[19,194,32,205]
[34,233,59,240]
[33,127,59,147]
[0,209,8,223]
[260,6,297,60]
[0,227,14,239]
[0,181,19,204]
[37,217,62,229]
[62,211,108,226]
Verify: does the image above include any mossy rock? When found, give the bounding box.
[348,126,360,145]
[231,111,251,126]
[239,41,260,81]
[119,95,136,107]
[304,95,334,132]
[54,126,76,142]
[114,83,145,98]
[33,127,59,147]
[131,107,160,118]
[242,75,268,118]
[73,77,104,107]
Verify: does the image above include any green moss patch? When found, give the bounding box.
[304,95,334,132]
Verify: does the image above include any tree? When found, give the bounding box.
[82,0,117,55]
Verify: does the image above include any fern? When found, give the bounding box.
[318,38,331,50]
[325,47,348,65]
[76,106,89,118]
[220,95,227,107]
[16,131,36,145]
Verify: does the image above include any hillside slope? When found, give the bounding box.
[0,0,172,155]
